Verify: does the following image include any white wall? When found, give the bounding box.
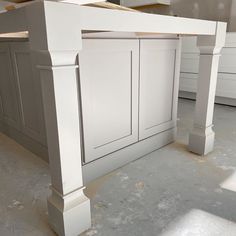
[142,0,233,30]
[229,0,236,31]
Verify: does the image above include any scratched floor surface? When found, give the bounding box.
[0,99,236,236]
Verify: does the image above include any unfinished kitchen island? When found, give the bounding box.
[0,1,226,236]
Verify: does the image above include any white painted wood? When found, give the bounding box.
[219,48,236,73]
[180,73,236,100]
[179,73,198,93]
[0,43,21,130]
[225,33,236,48]
[10,42,46,144]
[120,0,170,7]
[180,53,199,74]
[79,6,217,35]
[39,52,91,236]
[0,1,218,37]
[0,1,227,235]
[79,39,139,163]
[189,22,227,155]
[180,33,236,104]
[83,128,175,183]
[25,2,91,236]
[139,39,179,140]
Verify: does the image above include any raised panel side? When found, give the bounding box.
[79,39,139,163]
[0,43,21,129]
[139,39,178,140]
[10,42,46,144]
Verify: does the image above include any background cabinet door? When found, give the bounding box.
[79,39,139,163]
[10,42,46,145]
[139,39,179,140]
[0,43,21,130]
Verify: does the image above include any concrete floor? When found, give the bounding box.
[0,98,236,236]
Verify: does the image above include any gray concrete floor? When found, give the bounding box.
[0,99,236,236]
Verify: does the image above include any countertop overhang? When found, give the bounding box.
[0,0,222,38]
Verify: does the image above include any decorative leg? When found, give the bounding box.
[189,22,227,155]
[25,1,91,235]
[38,52,91,236]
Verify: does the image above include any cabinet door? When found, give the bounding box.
[10,42,46,144]
[139,39,179,140]
[0,43,21,129]
[79,39,139,163]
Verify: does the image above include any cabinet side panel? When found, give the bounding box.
[10,42,47,144]
[0,44,21,129]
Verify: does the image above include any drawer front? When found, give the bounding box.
[139,39,180,140]
[219,48,236,73]
[79,39,139,163]
[217,73,236,99]
[180,72,236,99]
[181,53,199,73]
[179,73,198,93]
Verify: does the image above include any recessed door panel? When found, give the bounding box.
[139,39,179,140]
[79,39,139,163]
[10,42,46,144]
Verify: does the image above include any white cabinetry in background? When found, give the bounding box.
[180,33,236,106]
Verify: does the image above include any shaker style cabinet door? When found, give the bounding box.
[0,43,21,130]
[79,39,139,163]
[139,39,179,140]
[10,42,46,145]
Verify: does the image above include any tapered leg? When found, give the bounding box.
[189,22,227,155]
[26,1,91,235]
[38,53,91,236]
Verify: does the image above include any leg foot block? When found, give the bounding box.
[48,189,91,236]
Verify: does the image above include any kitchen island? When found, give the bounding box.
[0,1,226,235]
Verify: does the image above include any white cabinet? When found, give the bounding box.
[0,41,46,145]
[139,40,179,140]
[0,38,180,165]
[0,43,21,129]
[180,33,236,105]
[10,42,46,144]
[79,39,139,163]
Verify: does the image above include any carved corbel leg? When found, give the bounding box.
[25,1,91,235]
[189,22,227,155]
